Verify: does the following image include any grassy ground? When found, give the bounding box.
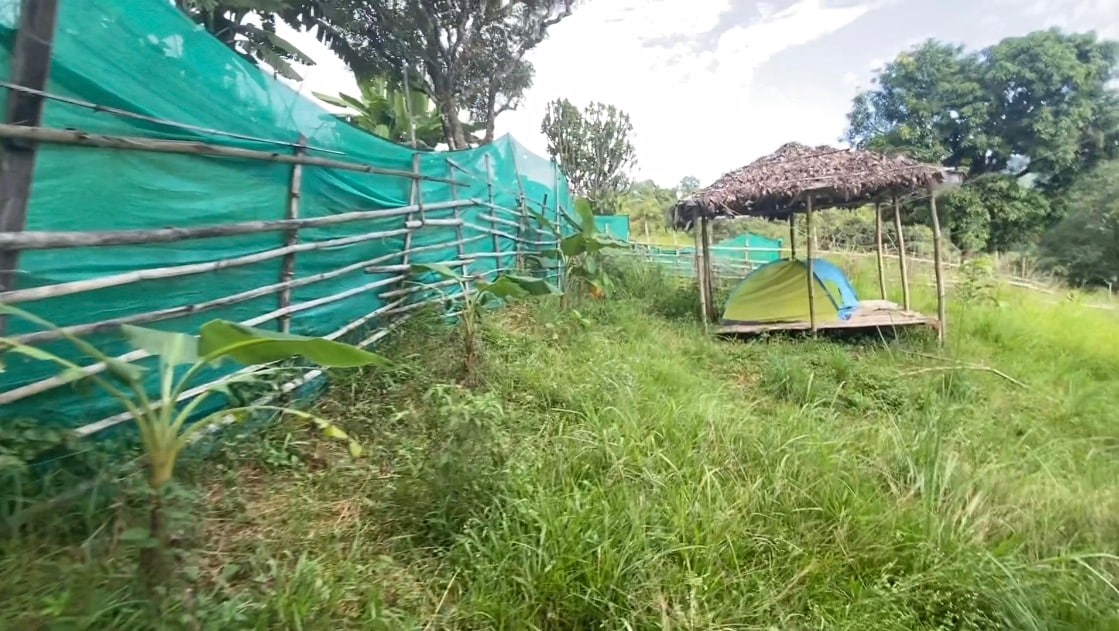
[1,259,1117,629]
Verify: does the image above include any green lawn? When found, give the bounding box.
[2,259,1117,629]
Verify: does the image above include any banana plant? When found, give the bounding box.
[529,198,630,306]
[409,264,561,386]
[0,303,387,583]
[315,78,448,149]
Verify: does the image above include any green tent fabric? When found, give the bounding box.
[722,258,861,324]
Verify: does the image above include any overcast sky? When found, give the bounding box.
[278,0,1119,188]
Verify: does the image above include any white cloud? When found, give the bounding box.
[278,0,873,186]
[497,0,873,186]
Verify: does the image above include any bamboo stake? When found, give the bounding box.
[0,199,469,250]
[874,200,887,300]
[398,153,421,293]
[0,0,60,335]
[893,194,911,310]
[0,124,460,185]
[928,183,947,345]
[448,160,468,273]
[483,154,501,274]
[0,226,412,304]
[278,136,305,333]
[806,197,817,334]
[511,159,527,271]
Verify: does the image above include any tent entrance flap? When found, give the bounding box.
[721,258,860,324]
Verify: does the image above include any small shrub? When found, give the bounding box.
[386,384,511,549]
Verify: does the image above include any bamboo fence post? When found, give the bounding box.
[278,135,306,333]
[874,200,887,300]
[0,0,59,335]
[928,183,947,345]
[512,163,528,271]
[805,197,817,335]
[399,153,422,297]
[447,160,467,274]
[788,212,797,259]
[484,154,501,274]
[893,194,911,310]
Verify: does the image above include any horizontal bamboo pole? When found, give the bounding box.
[0,227,411,304]
[0,123,460,184]
[0,199,471,250]
[11,235,489,345]
[0,81,344,155]
[471,218,554,246]
[378,276,461,300]
[364,258,473,274]
[73,296,411,438]
[0,274,405,405]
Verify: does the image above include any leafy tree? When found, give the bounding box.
[328,0,577,149]
[845,29,1119,250]
[174,0,332,81]
[617,180,677,236]
[938,175,1051,254]
[541,99,637,215]
[314,77,449,148]
[1040,160,1119,287]
[678,175,700,196]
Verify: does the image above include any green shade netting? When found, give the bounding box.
[0,0,570,429]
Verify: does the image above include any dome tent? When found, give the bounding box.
[721,258,860,324]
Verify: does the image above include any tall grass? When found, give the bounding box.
[1,258,1116,629]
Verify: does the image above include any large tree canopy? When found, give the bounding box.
[845,29,1119,251]
[175,1,339,81]
[329,0,576,149]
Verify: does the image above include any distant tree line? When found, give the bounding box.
[845,28,1119,286]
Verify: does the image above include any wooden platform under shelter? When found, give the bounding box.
[716,308,940,337]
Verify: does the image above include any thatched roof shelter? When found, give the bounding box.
[673,142,956,226]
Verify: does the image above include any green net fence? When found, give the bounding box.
[633,232,785,277]
[0,0,571,434]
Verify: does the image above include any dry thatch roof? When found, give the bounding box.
[674,142,951,224]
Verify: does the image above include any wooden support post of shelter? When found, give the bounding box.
[0,0,60,335]
[702,216,715,321]
[805,194,817,334]
[874,200,887,300]
[278,135,306,333]
[788,212,797,259]
[694,215,711,326]
[893,194,911,310]
[928,183,947,345]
